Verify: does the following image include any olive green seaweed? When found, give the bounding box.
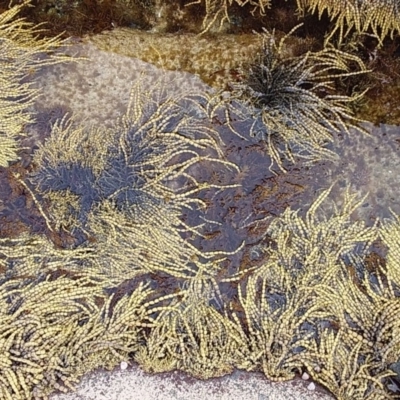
[234,187,399,399]
[296,0,400,44]
[186,0,271,33]
[1,187,399,399]
[31,77,240,283]
[0,0,73,167]
[188,0,400,43]
[1,2,400,400]
[227,27,368,171]
[0,235,154,399]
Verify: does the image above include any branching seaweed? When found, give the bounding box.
[228,26,369,171]
[186,0,271,33]
[31,77,239,248]
[186,0,400,43]
[0,1,73,167]
[0,186,399,398]
[1,3,400,399]
[296,0,400,45]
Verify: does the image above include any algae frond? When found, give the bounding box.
[0,0,72,167]
[228,26,369,171]
[1,1,400,400]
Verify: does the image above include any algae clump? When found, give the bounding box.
[0,0,72,167]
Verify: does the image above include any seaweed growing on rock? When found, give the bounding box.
[1,184,400,398]
[0,233,155,399]
[0,0,72,167]
[236,186,398,398]
[296,0,400,44]
[228,26,369,171]
[185,0,400,42]
[185,0,271,33]
[31,76,240,279]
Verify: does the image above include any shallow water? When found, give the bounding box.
[1,17,400,398]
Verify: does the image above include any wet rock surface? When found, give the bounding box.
[2,38,400,268]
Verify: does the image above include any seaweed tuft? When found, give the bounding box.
[228,26,369,171]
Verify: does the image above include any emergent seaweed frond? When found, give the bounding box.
[380,214,400,290]
[228,26,369,171]
[186,0,400,43]
[0,185,399,398]
[30,77,241,286]
[186,0,271,33]
[0,1,74,167]
[135,268,246,379]
[236,186,398,398]
[296,0,400,45]
[0,238,154,399]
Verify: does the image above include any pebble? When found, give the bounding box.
[120,361,128,371]
[307,382,316,391]
[302,372,310,380]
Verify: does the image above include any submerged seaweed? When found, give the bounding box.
[1,186,398,399]
[1,1,400,400]
[0,1,72,167]
[31,77,237,243]
[227,26,368,171]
